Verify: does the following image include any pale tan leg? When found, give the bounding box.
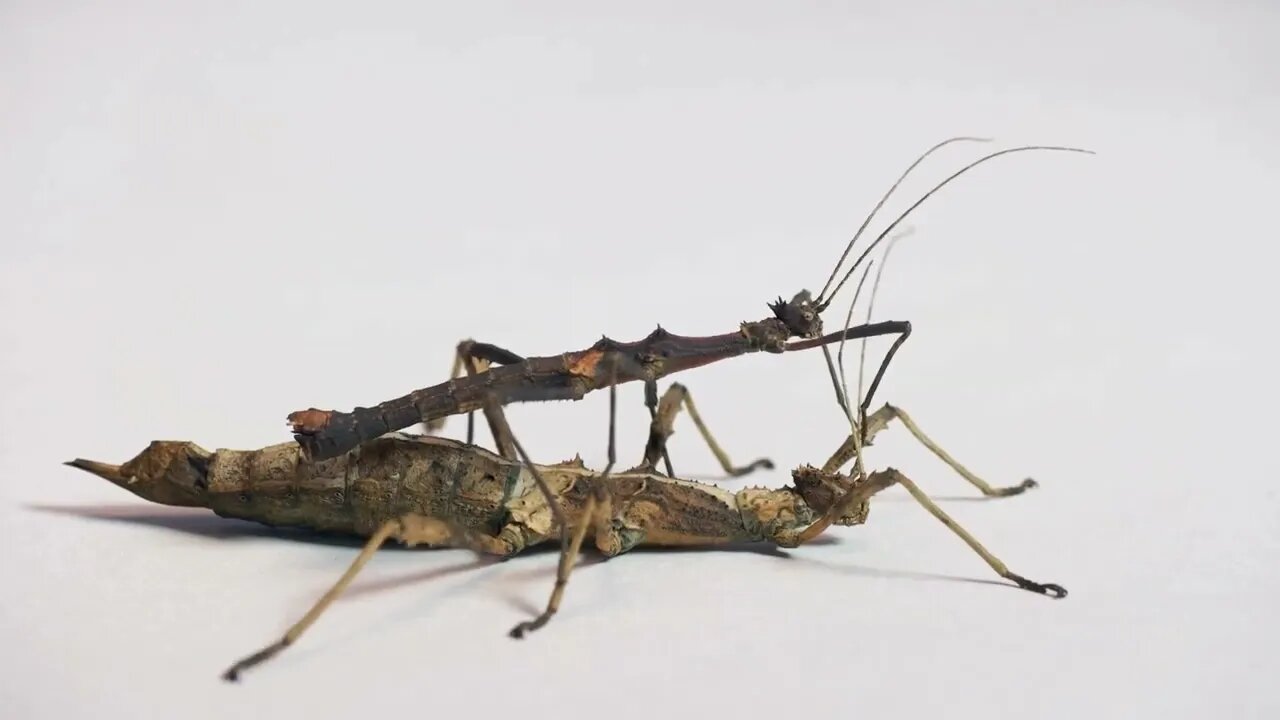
[784,467,1065,597]
[779,469,897,547]
[423,340,525,461]
[880,467,1064,596]
[221,514,516,682]
[508,493,602,638]
[502,356,626,638]
[422,347,467,434]
[474,392,592,639]
[820,403,1037,498]
[640,382,774,477]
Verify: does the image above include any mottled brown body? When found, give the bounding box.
[67,400,1065,686]
[73,434,843,556]
[205,436,530,541]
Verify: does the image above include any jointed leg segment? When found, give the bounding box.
[822,403,1037,498]
[221,514,517,682]
[499,360,622,639]
[783,465,1065,597]
[423,339,526,457]
[885,468,1065,597]
[641,382,774,478]
[777,399,1065,597]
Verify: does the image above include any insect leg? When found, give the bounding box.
[508,495,600,638]
[640,382,774,477]
[506,357,621,639]
[820,403,1036,497]
[220,520,399,682]
[643,378,676,477]
[423,339,526,456]
[221,514,520,682]
[422,340,471,434]
[874,467,1065,596]
[785,467,1065,597]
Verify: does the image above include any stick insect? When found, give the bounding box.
[286,140,1093,469]
[63,138,1084,680]
[68,333,1065,682]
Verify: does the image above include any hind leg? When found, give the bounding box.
[221,514,521,682]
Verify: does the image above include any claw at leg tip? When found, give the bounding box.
[1008,573,1068,599]
[994,478,1039,496]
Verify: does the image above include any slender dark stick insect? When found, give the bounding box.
[285,140,1093,465]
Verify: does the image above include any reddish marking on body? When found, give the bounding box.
[566,350,605,378]
[287,408,333,433]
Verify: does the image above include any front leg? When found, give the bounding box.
[777,466,1065,598]
[821,403,1037,498]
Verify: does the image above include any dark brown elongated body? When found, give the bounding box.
[282,143,1092,464]
[287,311,912,462]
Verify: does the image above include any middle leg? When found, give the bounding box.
[492,360,624,639]
[640,382,774,478]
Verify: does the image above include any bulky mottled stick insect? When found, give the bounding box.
[67,356,1064,683]
[285,140,1093,467]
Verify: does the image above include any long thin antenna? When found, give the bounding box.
[818,144,1094,311]
[815,137,991,305]
[837,227,909,480]
[855,229,906,422]
[847,226,910,431]
[823,259,877,428]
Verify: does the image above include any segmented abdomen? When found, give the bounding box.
[205,436,528,538]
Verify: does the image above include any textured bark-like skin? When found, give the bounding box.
[288,323,792,462]
[285,296,909,463]
[67,434,876,553]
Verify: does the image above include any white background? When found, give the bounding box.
[3,1,1277,718]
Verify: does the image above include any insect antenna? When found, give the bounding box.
[820,258,875,424]
[844,226,910,427]
[829,226,910,479]
[814,136,991,307]
[817,144,1094,312]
